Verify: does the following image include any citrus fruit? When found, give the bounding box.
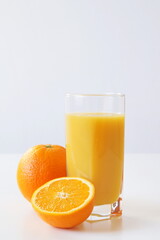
[31,177,95,228]
[17,145,66,201]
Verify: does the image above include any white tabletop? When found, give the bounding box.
[0,154,160,240]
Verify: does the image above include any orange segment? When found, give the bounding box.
[31,177,95,228]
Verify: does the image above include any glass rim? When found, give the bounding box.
[65,92,125,97]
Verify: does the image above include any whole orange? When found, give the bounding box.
[17,145,66,201]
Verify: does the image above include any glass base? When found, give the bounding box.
[87,197,122,222]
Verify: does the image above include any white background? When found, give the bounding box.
[0,0,160,154]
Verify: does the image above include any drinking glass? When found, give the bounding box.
[65,93,125,221]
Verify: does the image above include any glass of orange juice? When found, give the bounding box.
[65,93,125,221]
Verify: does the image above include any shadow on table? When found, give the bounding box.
[72,216,146,232]
[21,198,160,234]
[72,198,159,233]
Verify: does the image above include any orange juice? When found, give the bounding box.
[66,113,124,206]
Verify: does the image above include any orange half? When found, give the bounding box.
[31,177,95,228]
